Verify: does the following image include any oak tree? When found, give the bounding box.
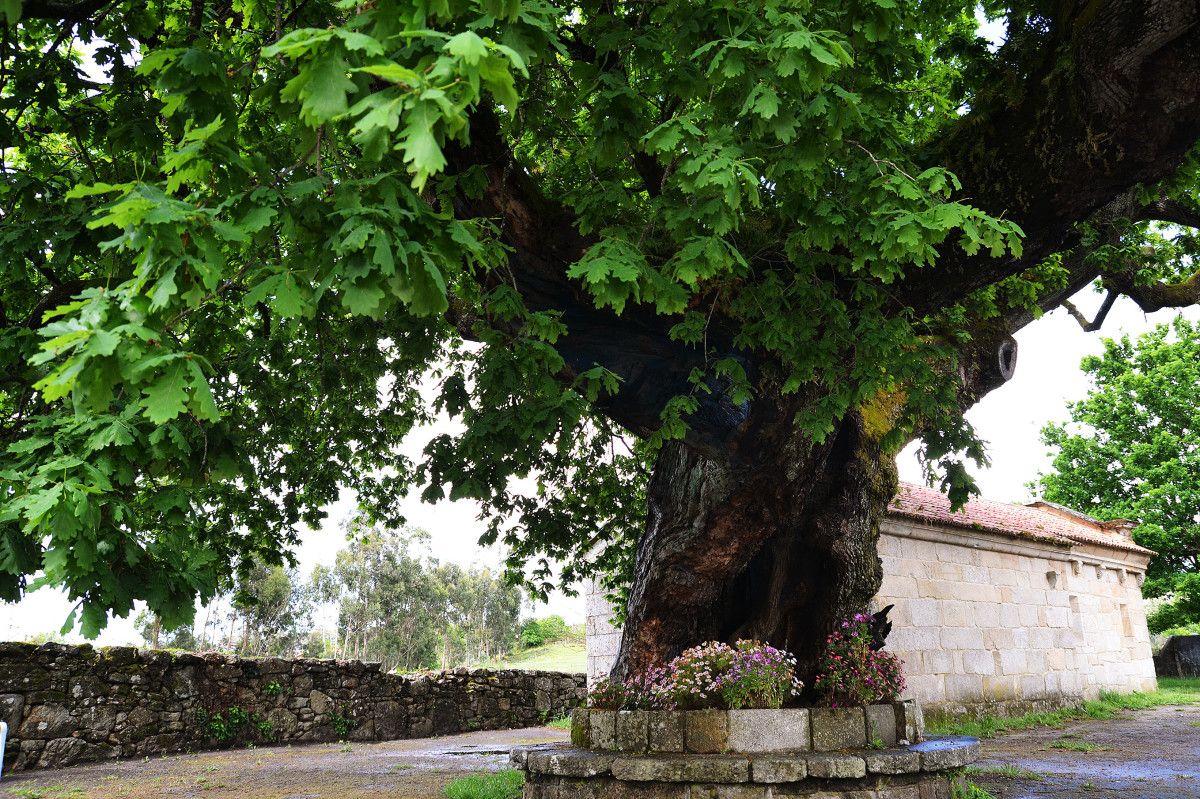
[3,0,1200,686]
[1039,317,1200,629]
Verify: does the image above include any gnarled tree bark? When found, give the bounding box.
[443,0,1200,687]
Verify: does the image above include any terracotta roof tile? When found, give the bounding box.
[888,482,1155,556]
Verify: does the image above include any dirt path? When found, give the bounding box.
[1,727,568,799]
[972,704,1200,799]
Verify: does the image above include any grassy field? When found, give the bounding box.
[480,626,587,673]
[929,677,1200,738]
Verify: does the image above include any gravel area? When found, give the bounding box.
[1,727,568,799]
[971,704,1200,799]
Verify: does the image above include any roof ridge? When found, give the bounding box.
[889,482,1155,556]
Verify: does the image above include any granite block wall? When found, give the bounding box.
[586,518,1157,716]
[0,642,586,772]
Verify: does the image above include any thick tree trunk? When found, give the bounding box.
[612,399,898,691]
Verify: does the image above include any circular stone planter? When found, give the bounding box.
[513,702,977,798]
[569,702,925,754]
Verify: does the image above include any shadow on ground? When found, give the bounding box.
[972,704,1200,799]
[1,727,567,799]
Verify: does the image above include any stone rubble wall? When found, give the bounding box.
[587,517,1158,715]
[1154,635,1200,677]
[0,642,586,772]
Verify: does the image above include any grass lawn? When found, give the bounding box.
[443,770,523,799]
[928,677,1200,738]
[482,639,586,673]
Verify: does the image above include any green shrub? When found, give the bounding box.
[443,769,524,799]
[1147,574,1200,633]
[519,615,570,648]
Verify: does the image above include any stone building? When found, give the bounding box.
[586,482,1157,715]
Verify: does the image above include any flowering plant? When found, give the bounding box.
[813,612,905,707]
[586,639,803,711]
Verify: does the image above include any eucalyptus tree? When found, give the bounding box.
[3,0,1200,684]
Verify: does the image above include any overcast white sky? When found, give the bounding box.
[3,285,1195,645]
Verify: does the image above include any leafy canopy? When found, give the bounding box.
[1038,316,1200,606]
[2,0,1067,635]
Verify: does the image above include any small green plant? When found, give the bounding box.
[391,763,414,771]
[195,705,271,746]
[867,737,886,750]
[263,681,284,697]
[340,742,353,753]
[1049,738,1099,752]
[444,770,524,799]
[965,764,1046,781]
[256,718,275,739]
[330,707,358,739]
[951,780,996,799]
[546,715,572,730]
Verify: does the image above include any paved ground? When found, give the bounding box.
[0,727,568,799]
[4,705,1199,799]
[971,704,1200,799]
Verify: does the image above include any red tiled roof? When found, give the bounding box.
[888,482,1155,556]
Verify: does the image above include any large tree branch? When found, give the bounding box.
[1138,197,1200,228]
[897,0,1200,315]
[17,0,112,20]
[445,2,1200,455]
[444,109,746,454]
[1107,269,1200,312]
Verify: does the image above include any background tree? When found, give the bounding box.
[436,562,523,667]
[311,516,521,671]
[3,0,1200,687]
[133,562,311,654]
[228,562,313,656]
[1038,316,1200,631]
[134,608,200,650]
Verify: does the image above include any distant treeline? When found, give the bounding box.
[131,515,572,672]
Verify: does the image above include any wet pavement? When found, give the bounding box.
[972,704,1200,799]
[0,727,568,799]
[3,705,1199,799]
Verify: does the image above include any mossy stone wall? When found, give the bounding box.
[0,641,585,772]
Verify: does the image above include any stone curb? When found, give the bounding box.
[514,735,979,783]
[573,701,924,755]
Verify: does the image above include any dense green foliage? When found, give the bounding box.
[517,613,569,648]
[1146,572,1200,635]
[311,518,521,670]
[2,0,1198,637]
[1038,317,1200,625]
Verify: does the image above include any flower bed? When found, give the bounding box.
[587,640,804,712]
